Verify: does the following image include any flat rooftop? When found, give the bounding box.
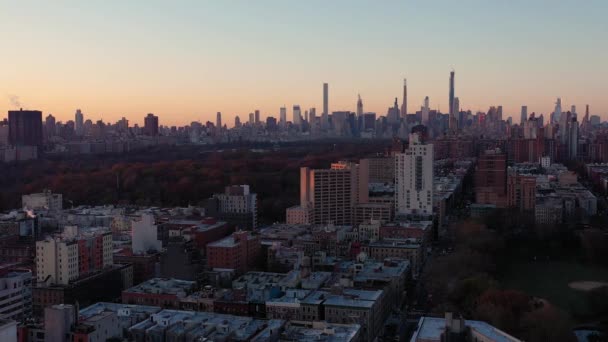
[123,278,195,296]
[410,317,521,342]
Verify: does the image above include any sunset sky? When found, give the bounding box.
[1,1,607,126]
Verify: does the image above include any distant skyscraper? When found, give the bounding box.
[322,83,329,129]
[143,113,159,136]
[234,115,241,127]
[254,110,260,124]
[216,112,222,129]
[569,117,578,160]
[8,109,43,147]
[582,104,590,131]
[450,97,459,131]
[249,113,254,124]
[310,108,317,132]
[449,70,455,120]
[45,114,56,138]
[571,105,576,115]
[279,106,287,126]
[75,109,84,136]
[421,96,430,125]
[356,94,363,117]
[293,105,302,126]
[520,106,528,124]
[553,97,562,123]
[387,98,400,124]
[560,109,570,144]
[395,132,434,215]
[400,78,407,118]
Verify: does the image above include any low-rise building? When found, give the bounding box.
[128,309,284,342]
[410,313,522,342]
[361,239,423,274]
[207,231,261,274]
[265,289,310,320]
[275,321,360,342]
[32,263,133,316]
[72,302,162,342]
[121,278,196,309]
[22,191,62,212]
[232,271,300,303]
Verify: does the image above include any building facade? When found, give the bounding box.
[395,133,434,215]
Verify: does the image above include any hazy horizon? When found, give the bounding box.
[2,1,607,126]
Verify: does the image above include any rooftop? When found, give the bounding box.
[123,278,196,297]
[129,309,284,340]
[277,322,360,342]
[410,316,522,342]
[79,302,161,321]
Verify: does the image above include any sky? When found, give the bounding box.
[1,0,607,126]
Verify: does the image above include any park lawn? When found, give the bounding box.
[500,260,608,319]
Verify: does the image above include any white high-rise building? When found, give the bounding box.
[75,109,84,136]
[132,213,162,254]
[36,228,112,286]
[36,238,79,285]
[395,133,434,215]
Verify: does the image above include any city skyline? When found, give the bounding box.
[2,1,607,126]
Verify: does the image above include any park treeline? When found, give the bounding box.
[0,140,387,224]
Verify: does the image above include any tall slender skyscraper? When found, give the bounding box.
[322,83,329,129]
[356,94,363,117]
[553,97,562,123]
[279,106,287,126]
[520,106,528,125]
[75,109,84,136]
[450,97,459,132]
[449,71,455,118]
[400,78,407,119]
[254,110,260,124]
[422,96,430,125]
[216,112,222,129]
[309,108,316,134]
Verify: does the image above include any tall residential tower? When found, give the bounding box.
[400,78,407,119]
[395,133,434,215]
[322,83,329,129]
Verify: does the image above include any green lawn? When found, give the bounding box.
[500,261,608,318]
